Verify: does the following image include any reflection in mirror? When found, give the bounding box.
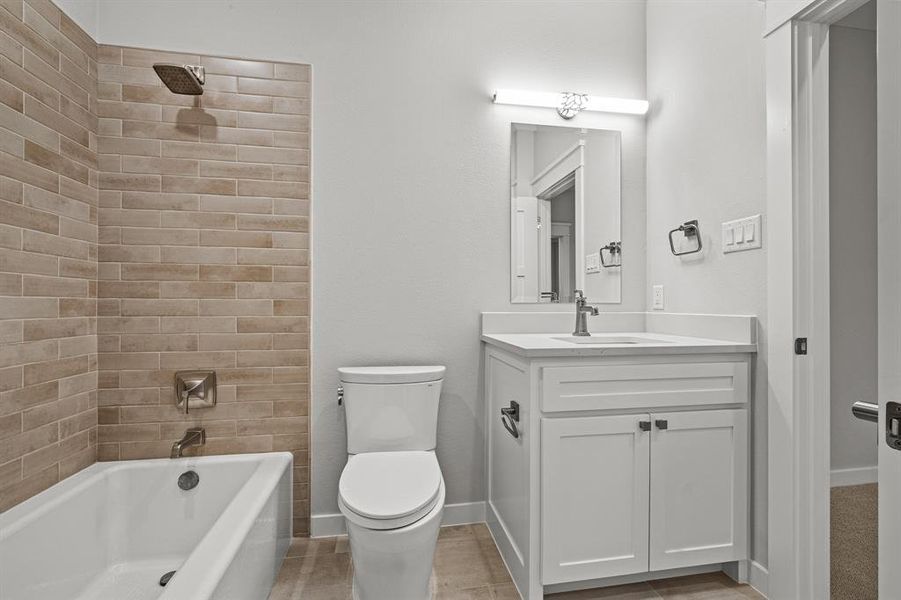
[510,124,622,304]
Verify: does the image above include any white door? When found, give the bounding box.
[649,409,748,571]
[538,199,552,301]
[877,1,901,595]
[512,196,538,302]
[541,414,650,584]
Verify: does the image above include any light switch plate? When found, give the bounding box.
[722,214,762,254]
[652,285,665,310]
[585,253,600,273]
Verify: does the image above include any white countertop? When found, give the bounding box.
[480,331,758,358]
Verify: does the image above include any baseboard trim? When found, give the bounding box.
[545,564,722,595]
[831,466,877,487]
[749,560,769,598]
[442,500,487,526]
[310,512,346,537]
[310,501,487,538]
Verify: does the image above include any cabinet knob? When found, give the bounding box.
[655,419,668,430]
[639,420,651,431]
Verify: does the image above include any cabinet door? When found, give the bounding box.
[649,409,748,571]
[541,415,650,584]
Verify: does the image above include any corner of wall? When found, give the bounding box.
[51,0,99,41]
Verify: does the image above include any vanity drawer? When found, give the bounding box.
[541,361,749,412]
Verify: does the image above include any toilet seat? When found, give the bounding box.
[339,451,442,530]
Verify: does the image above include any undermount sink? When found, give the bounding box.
[552,335,672,345]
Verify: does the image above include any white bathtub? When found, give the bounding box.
[0,452,292,600]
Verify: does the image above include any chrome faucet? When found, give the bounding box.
[170,427,205,459]
[573,290,599,336]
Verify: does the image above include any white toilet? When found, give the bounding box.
[337,365,446,600]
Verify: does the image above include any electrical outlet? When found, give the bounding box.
[585,253,600,273]
[652,285,665,310]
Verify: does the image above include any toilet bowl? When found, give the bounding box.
[337,365,446,600]
[339,451,445,600]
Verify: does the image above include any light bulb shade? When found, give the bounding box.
[492,89,649,116]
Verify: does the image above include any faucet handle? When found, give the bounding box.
[574,289,585,301]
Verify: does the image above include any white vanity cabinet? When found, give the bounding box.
[541,408,748,584]
[483,337,754,600]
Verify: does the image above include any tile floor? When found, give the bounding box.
[268,524,764,600]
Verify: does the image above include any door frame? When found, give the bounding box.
[764,0,869,598]
[534,144,584,287]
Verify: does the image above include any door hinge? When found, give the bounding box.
[794,337,808,355]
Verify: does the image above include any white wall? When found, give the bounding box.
[83,0,648,521]
[829,23,878,476]
[582,130,623,302]
[53,0,97,39]
[646,0,768,566]
[550,189,575,224]
[533,126,582,177]
[764,0,815,34]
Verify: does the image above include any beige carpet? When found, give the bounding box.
[832,484,878,600]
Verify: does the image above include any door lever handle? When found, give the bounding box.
[851,401,878,423]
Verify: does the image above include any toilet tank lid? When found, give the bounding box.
[338,365,446,384]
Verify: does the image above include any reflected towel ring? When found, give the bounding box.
[668,220,702,256]
[600,241,622,268]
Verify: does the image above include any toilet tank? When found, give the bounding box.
[339,366,445,454]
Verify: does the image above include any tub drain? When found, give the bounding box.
[177,470,199,490]
[159,570,176,587]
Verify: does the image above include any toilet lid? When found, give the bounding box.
[339,451,441,523]
[338,366,445,385]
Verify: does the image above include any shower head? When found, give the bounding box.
[152,63,205,95]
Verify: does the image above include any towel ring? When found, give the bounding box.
[500,401,520,439]
[669,220,702,256]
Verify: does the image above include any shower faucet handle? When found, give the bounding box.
[174,371,217,414]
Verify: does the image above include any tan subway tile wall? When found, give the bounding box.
[0,3,311,536]
[96,46,311,536]
[0,0,99,512]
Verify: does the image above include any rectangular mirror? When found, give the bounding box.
[510,123,622,304]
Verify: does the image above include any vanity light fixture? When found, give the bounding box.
[492,89,649,119]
